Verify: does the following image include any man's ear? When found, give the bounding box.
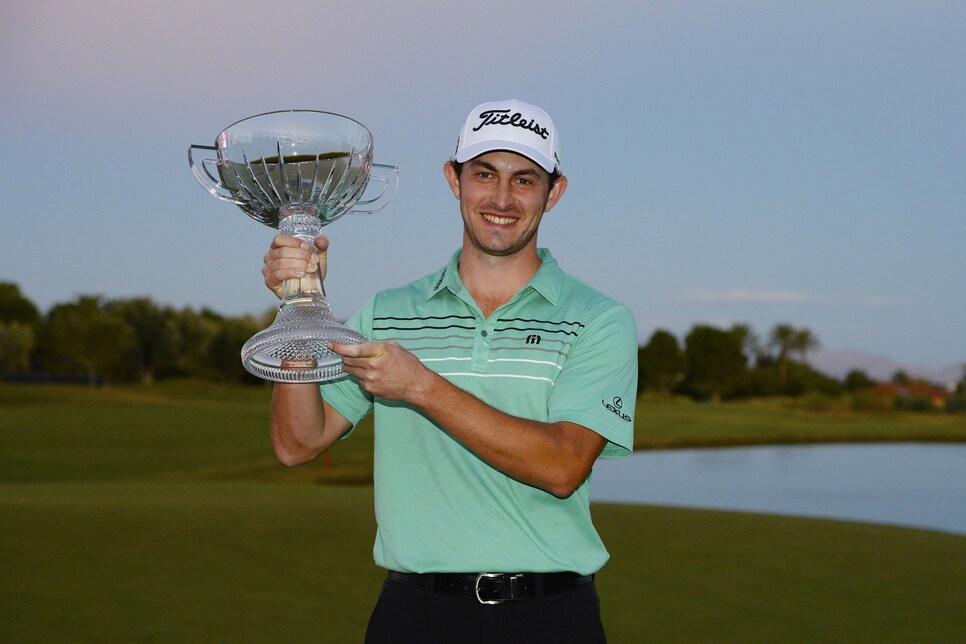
[443,161,461,200]
[544,175,568,213]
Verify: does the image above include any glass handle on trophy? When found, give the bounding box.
[351,163,400,214]
[188,144,239,203]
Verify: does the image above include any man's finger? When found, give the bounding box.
[330,341,376,357]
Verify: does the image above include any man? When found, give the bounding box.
[263,99,638,643]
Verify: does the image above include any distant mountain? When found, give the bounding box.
[808,350,964,387]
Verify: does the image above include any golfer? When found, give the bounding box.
[263,99,637,643]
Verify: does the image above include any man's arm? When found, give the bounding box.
[262,233,352,466]
[333,340,606,498]
[271,381,352,466]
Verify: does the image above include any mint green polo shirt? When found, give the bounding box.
[321,248,637,575]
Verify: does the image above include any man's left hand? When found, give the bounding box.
[331,341,432,403]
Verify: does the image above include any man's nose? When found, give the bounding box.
[490,179,514,209]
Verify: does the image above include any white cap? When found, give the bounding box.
[453,99,560,173]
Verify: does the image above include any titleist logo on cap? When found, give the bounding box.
[473,109,550,140]
[454,99,560,172]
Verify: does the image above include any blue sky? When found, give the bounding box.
[1,1,963,368]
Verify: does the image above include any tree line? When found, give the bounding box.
[640,323,844,403]
[0,282,265,385]
[2,281,963,407]
[640,323,965,409]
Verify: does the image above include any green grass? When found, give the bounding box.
[0,380,373,484]
[595,504,966,643]
[632,394,966,449]
[1,481,382,642]
[2,381,965,642]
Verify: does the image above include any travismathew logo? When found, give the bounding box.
[474,109,550,140]
[433,267,447,291]
[602,396,631,422]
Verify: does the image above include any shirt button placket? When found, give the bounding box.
[472,324,491,372]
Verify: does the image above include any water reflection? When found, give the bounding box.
[590,443,966,535]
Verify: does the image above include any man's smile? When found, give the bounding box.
[481,213,517,225]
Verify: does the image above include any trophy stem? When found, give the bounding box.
[277,210,326,301]
[278,208,323,241]
[239,210,366,383]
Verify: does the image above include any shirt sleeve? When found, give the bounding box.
[318,296,375,429]
[547,301,638,458]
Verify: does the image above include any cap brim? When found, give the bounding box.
[454,141,556,173]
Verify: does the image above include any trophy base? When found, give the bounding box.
[241,299,366,383]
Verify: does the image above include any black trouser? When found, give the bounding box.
[364,573,607,643]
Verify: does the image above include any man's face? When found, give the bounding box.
[444,151,567,259]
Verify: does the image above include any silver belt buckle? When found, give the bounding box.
[475,573,502,604]
[475,573,524,605]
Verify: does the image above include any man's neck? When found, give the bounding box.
[458,247,542,318]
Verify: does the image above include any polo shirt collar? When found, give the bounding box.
[426,248,562,305]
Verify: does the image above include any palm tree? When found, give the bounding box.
[768,324,819,388]
[791,328,819,364]
[768,324,796,387]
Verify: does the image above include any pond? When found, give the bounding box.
[590,443,966,536]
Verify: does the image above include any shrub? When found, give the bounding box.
[849,391,893,412]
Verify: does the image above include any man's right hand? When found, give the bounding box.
[262,234,329,298]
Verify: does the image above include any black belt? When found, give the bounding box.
[387,570,593,604]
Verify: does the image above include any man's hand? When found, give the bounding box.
[331,341,434,403]
[262,234,329,298]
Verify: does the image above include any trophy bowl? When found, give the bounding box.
[189,110,398,382]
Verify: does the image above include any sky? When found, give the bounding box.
[1,0,963,370]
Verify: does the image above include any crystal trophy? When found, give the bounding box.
[189,110,398,382]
